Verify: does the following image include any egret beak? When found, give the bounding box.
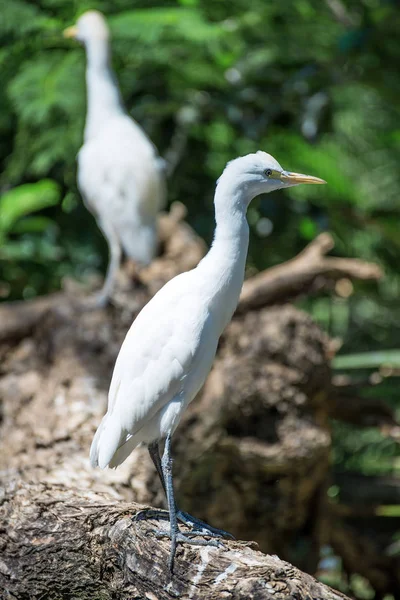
[63,25,78,39]
[281,171,326,185]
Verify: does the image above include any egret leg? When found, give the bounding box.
[134,439,232,572]
[148,441,167,495]
[94,219,121,307]
[161,432,178,571]
[136,441,233,540]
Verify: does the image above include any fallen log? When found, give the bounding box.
[0,481,349,600]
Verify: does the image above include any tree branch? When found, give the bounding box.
[0,481,349,600]
[330,392,398,429]
[328,504,400,598]
[324,0,357,28]
[238,233,382,313]
[0,229,381,341]
[334,472,400,508]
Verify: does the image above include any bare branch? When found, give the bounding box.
[325,0,357,27]
[238,233,382,313]
[330,393,398,429]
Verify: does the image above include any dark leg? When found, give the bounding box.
[162,432,178,571]
[134,442,169,523]
[134,437,232,572]
[136,440,234,541]
[148,441,167,495]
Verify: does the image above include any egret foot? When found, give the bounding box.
[156,528,225,573]
[91,290,110,308]
[133,508,234,539]
[133,507,168,522]
[73,288,111,311]
[153,529,224,548]
[177,510,234,539]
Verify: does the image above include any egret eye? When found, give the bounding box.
[264,169,272,177]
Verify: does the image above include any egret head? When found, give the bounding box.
[218,151,326,208]
[63,10,109,44]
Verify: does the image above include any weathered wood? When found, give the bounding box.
[0,481,348,600]
[334,472,400,507]
[238,233,382,313]
[331,392,398,429]
[174,305,332,569]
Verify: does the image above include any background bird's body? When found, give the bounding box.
[78,115,165,265]
[65,11,165,304]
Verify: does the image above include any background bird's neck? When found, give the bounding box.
[84,39,124,141]
[197,186,250,332]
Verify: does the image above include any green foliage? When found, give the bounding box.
[0,180,60,236]
[333,350,400,370]
[0,180,62,297]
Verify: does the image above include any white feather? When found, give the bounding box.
[69,10,165,304]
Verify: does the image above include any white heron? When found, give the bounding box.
[90,151,325,570]
[64,11,166,306]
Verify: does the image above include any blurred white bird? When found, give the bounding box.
[64,11,166,306]
[90,151,325,570]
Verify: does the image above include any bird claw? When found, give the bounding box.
[177,510,235,540]
[89,290,110,309]
[132,508,234,540]
[133,508,168,522]
[153,529,225,548]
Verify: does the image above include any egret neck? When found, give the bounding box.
[196,181,250,332]
[84,38,123,141]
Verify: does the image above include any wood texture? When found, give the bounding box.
[1,482,348,600]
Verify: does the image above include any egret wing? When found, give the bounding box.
[112,274,205,424]
[92,273,211,467]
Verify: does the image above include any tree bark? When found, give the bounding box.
[238,232,382,313]
[0,481,348,600]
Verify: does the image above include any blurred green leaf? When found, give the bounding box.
[11,215,55,234]
[375,506,400,517]
[299,216,318,240]
[333,350,400,370]
[110,8,227,44]
[0,180,60,233]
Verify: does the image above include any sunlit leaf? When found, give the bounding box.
[333,350,400,370]
[0,180,60,233]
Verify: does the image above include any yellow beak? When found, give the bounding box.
[63,25,78,39]
[281,172,326,185]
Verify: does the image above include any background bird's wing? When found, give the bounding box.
[77,115,165,220]
[77,116,166,262]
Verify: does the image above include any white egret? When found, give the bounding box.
[64,11,166,306]
[90,151,325,570]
